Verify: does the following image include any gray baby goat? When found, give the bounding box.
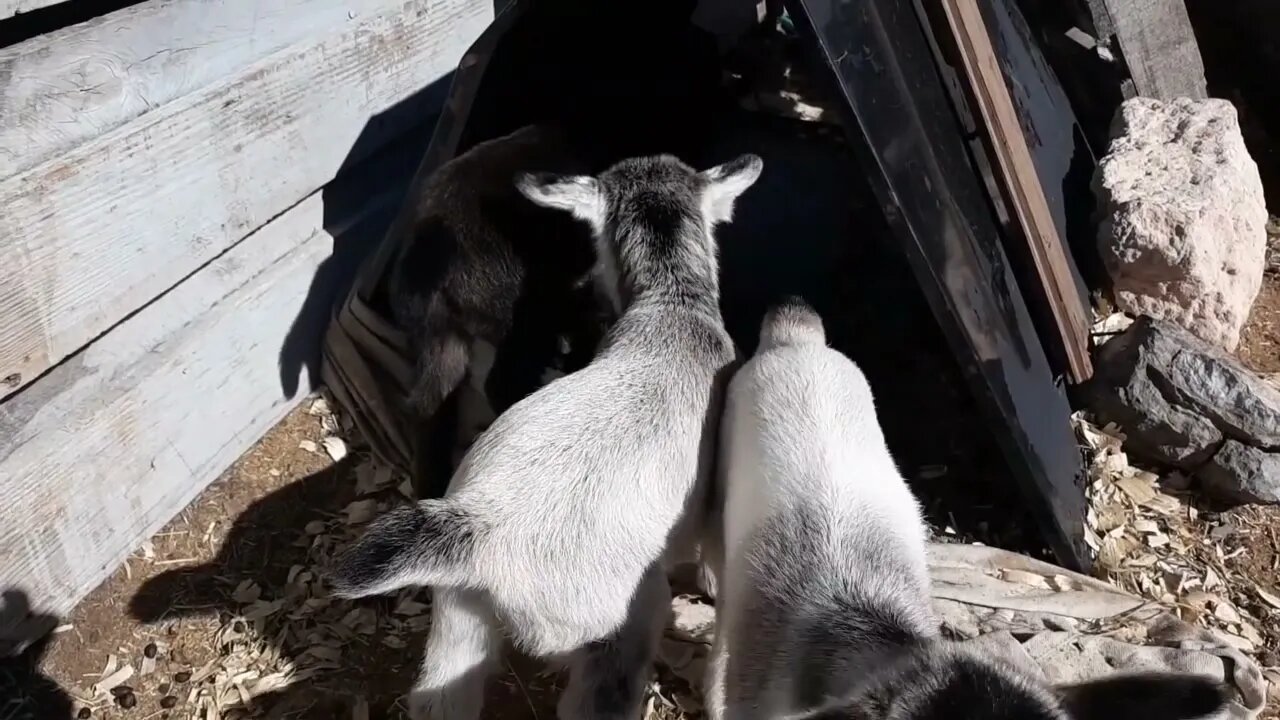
[706,299,1230,720]
[330,153,763,720]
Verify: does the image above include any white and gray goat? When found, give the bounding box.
[330,153,764,720]
[705,299,1230,720]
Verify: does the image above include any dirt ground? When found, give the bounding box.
[24,405,576,720]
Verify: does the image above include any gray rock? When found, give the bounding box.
[1095,98,1268,351]
[1198,440,1280,505]
[1162,338,1280,448]
[1089,319,1224,468]
[1089,317,1280,504]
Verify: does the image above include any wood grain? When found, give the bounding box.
[0,0,482,178]
[938,0,1094,383]
[0,0,62,21]
[0,159,405,617]
[1088,0,1207,100]
[0,0,489,401]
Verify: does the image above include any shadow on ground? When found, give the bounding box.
[1,589,75,719]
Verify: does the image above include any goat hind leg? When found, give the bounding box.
[408,588,501,720]
[557,570,669,720]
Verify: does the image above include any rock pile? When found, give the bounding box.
[1089,316,1280,504]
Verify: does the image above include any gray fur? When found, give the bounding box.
[331,153,763,720]
[708,301,1230,720]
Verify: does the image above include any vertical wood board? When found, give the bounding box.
[1088,0,1207,100]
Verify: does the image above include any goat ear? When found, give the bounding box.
[1057,673,1229,720]
[516,172,603,231]
[699,153,763,225]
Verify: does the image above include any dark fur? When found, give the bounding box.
[329,501,479,597]
[387,125,611,498]
[802,653,1230,720]
[717,503,1230,720]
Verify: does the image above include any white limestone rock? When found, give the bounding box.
[1095,97,1268,351]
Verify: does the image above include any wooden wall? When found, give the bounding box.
[0,0,492,617]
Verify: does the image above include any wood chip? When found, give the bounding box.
[343,500,378,525]
[298,439,319,454]
[1213,601,1242,624]
[1238,621,1265,646]
[1203,567,1223,591]
[189,659,220,685]
[1115,475,1158,505]
[308,398,331,417]
[1255,587,1280,610]
[1220,632,1255,653]
[356,463,395,495]
[322,436,348,462]
[232,580,262,604]
[92,664,134,697]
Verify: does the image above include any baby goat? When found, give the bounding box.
[706,299,1229,720]
[332,153,763,720]
[388,125,611,499]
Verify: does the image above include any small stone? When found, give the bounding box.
[77,708,91,719]
[173,671,191,683]
[157,682,170,695]
[160,695,178,709]
[116,691,137,709]
[143,642,157,659]
[109,686,134,699]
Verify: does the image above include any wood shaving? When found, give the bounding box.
[91,663,133,697]
[1074,411,1280,668]
[323,436,349,462]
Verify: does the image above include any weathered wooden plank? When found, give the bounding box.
[938,0,1094,383]
[0,0,63,21]
[0,0,481,178]
[1087,0,1206,100]
[0,0,489,402]
[0,144,413,616]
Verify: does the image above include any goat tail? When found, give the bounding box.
[758,296,826,350]
[328,500,481,598]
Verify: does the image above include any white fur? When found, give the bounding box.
[334,154,762,720]
[706,303,1231,720]
[705,304,931,719]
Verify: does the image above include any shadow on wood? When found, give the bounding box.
[277,73,455,400]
